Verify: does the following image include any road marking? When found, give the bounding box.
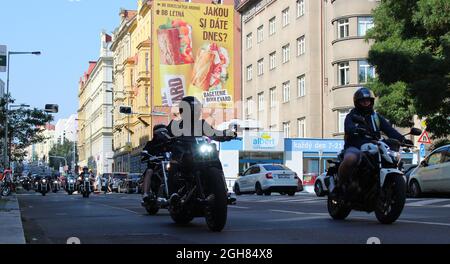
[270,209,329,216]
[406,199,450,207]
[90,202,141,215]
[265,216,327,222]
[254,197,302,203]
[278,198,325,203]
[229,205,249,209]
[397,219,450,227]
[443,204,450,208]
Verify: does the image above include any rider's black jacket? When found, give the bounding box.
[344,108,405,150]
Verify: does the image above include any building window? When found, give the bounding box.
[269,52,277,70]
[358,17,374,36]
[246,97,254,116]
[246,65,253,81]
[298,118,306,138]
[282,44,290,63]
[257,59,264,76]
[258,92,264,111]
[270,87,276,108]
[297,0,305,18]
[145,52,149,73]
[338,62,350,86]
[283,122,291,138]
[338,109,351,133]
[257,25,264,43]
[297,74,306,97]
[358,60,376,83]
[282,8,290,27]
[297,35,305,56]
[283,81,290,103]
[246,33,252,49]
[269,17,276,36]
[338,18,349,39]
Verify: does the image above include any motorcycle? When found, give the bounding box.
[0,171,15,196]
[140,151,172,215]
[38,177,50,196]
[325,115,422,224]
[66,176,76,195]
[164,135,235,232]
[52,178,61,193]
[19,176,32,191]
[78,173,93,198]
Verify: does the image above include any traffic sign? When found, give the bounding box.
[419,144,426,158]
[0,45,6,72]
[418,130,432,144]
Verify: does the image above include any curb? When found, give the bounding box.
[0,194,26,244]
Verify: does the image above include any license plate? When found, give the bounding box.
[304,176,312,182]
[278,175,290,179]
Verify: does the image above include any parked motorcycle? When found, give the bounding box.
[325,115,422,224]
[164,134,235,232]
[140,151,171,215]
[0,171,15,196]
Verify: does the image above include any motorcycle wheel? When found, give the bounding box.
[145,203,159,215]
[204,167,228,232]
[41,192,46,196]
[68,191,73,195]
[327,190,351,220]
[1,186,11,196]
[375,175,406,224]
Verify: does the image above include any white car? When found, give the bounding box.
[408,145,450,198]
[233,164,300,196]
[314,172,329,197]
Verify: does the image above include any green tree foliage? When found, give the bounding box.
[48,138,76,171]
[367,0,450,138]
[0,96,53,163]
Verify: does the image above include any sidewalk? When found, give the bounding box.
[0,195,26,244]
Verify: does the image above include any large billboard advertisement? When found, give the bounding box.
[152,0,234,109]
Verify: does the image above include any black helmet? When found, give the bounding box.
[82,166,89,171]
[179,96,202,120]
[153,123,169,141]
[353,87,375,114]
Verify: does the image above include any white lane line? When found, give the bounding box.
[278,198,326,203]
[265,216,327,222]
[270,209,329,216]
[229,205,250,209]
[254,197,303,203]
[406,199,450,207]
[397,219,450,227]
[89,202,141,215]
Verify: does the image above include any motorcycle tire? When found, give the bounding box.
[327,190,351,220]
[68,191,73,195]
[203,167,228,232]
[41,192,46,196]
[145,203,159,215]
[375,175,406,224]
[1,186,11,196]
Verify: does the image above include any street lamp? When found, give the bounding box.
[3,50,41,169]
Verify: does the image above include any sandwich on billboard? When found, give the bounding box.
[152,0,234,109]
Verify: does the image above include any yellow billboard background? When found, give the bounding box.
[152,0,234,109]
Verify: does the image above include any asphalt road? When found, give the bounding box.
[17,191,450,244]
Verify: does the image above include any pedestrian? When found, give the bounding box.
[95,173,101,192]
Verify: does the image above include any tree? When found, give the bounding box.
[367,0,450,138]
[0,96,53,163]
[48,138,76,171]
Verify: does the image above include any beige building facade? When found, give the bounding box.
[237,0,379,139]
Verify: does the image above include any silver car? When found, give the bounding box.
[233,164,300,196]
[408,145,450,197]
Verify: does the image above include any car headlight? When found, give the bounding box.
[200,144,213,154]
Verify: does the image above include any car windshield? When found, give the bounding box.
[263,165,289,171]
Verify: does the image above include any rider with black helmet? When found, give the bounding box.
[338,87,413,190]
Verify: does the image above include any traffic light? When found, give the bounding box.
[119,106,133,115]
[45,104,59,113]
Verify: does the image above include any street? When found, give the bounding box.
[18,191,450,244]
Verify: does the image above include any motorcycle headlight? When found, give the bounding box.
[199,144,213,154]
[166,162,171,170]
[78,177,82,181]
[69,179,74,183]
[42,179,46,183]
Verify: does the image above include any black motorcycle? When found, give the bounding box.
[164,135,234,232]
[37,177,50,196]
[66,176,76,195]
[78,173,93,198]
[141,151,171,215]
[51,178,61,193]
[325,115,422,224]
[20,176,32,191]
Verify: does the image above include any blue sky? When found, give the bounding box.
[0,0,135,122]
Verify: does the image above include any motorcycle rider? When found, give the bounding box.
[338,87,413,192]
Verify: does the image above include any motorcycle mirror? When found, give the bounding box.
[410,128,422,136]
[351,115,366,125]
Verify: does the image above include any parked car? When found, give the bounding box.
[233,164,300,196]
[119,173,141,193]
[408,145,450,198]
[314,172,328,197]
[111,173,128,192]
